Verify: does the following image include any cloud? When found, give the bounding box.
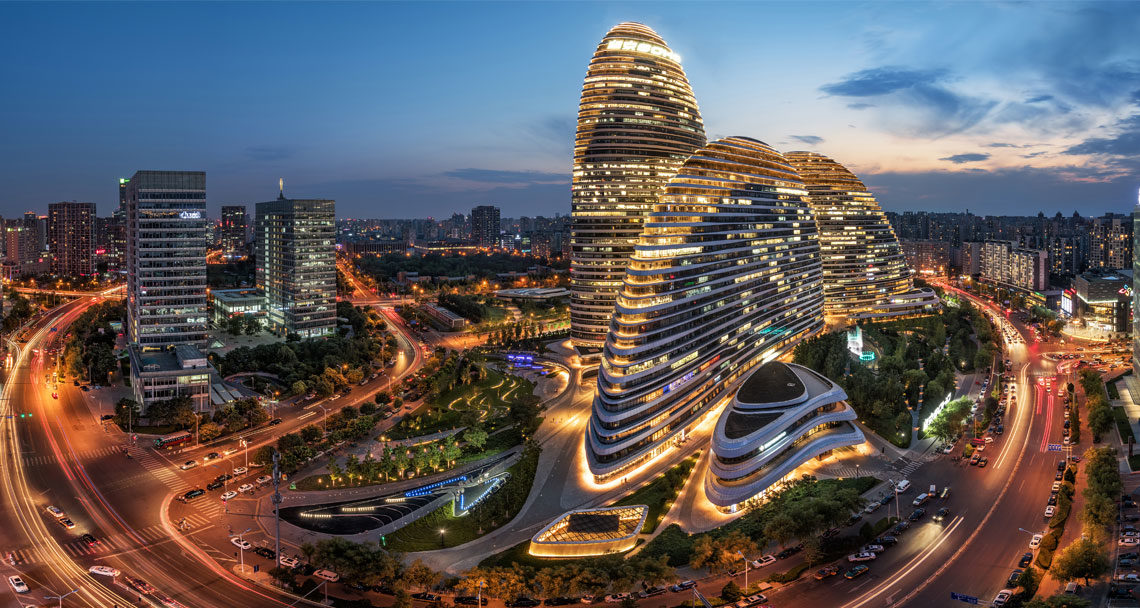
[441,168,568,185]
[789,135,824,145]
[820,67,946,97]
[939,153,991,164]
[527,115,575,144]
[244,145,296,162]
[984,143,1020,148]
[1063,114,1140,156]
[1025,95,1054,103]
[820,66,996,134]
[847,103,875,110]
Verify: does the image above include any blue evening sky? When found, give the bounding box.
[1,1,1137,219]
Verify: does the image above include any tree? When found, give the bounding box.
[720,581,742,602]
[619,597,638,608]
[114,398,140,428]
[243,315,261,335]
[226,315,245,336]
[393,588,413,608]
[198,422,223,442]
[1022,596,1092,608]
[690,531,758,574]
[463,427,488,450]
[375,391,391,405]
[406,559,439,591]
[1016,566,1040,596]
[268,566,295,588]
[292,380,307,396]
[1050,538,1110,586]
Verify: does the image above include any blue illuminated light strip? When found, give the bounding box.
[405,475,468,498]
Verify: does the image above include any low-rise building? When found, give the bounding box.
[208,288,266,327]
[421,302,467,330]
[1067,271,1132,335]
[129,344,215,414]
[529,505,647,558]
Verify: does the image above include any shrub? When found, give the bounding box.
[720,582,742,602]
[768,563,810,583]
[1036,546,1054,570]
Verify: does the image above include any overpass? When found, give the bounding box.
[10,284,125,298]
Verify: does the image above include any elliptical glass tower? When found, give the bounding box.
[586,137,825,482]
[570,22,706,347]
[784,152,938,321]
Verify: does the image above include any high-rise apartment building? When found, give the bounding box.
[959,241,983,275]
[586,137,824,483]
[785,152,938,321]
[569,22,706,347]
[255,194,336,339]
[220,205,248,257]
[980,240,1048,292]
[470,205,500,247]
[124,171,209,349]
[48,202,95,276]
[1132,200,1140,374]
[1089,214,1132,270]
[900,239,951,275]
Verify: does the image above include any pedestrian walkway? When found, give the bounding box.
[22,445,126,467]
[128,445,191,494]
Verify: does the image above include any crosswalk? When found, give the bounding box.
[5,517,218,565]
[895,457,924,477]
[22,445,130,467]
[128,446,191,494]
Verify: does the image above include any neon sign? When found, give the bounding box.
[179,211,202,220]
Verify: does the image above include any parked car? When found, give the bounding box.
[993,589,1013,606]
[231,537,252,550]
[314,569,341,583]
[814,566,840,580]
[221,490,238,501]
[253,547,276,559]
[844,565,870,580]
[908,508,926,522]
[1045,506,1056,518]
[1007,570,1024,586]
[776,544,803,559]
[8,575,28,593]
[847,552,877,563]
[751,555,776,568]
[1030,534,1043,549]
[279,556,299,568]
[669,581,696,593]
[413,593,443,602]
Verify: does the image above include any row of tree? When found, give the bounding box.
[61,300,123,382]
[1077,369,1115,442]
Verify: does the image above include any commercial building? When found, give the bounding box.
[421,302,468,331]
[785,152,939,321]
[569,22,706,346]
[980,240,1048,292]
[342,238,407,257]
[47,202,95,276]
[220,205,248,257]
[470,205,500,248]
[706,361,863,512]
[1089,214,1132,271]
[1133,201,1140,373]
[958,241,983,276]
[255,194,337,339]
[586,137,824,483]
[529,505,648,558]
[123,170,213,413]
[208,288,266,328]
[1066,271,1132,335]
[900,239,951,275]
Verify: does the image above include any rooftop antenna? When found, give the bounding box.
[278,177,285,200]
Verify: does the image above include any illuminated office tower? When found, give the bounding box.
[48,202,95,276]
[255,194,336,339]
[220,205,248,257]
[784,152,938,321]
[586,137,824,483]
[570,22,706,347]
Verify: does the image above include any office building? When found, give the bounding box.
[470,205,500,248]
[784,152,938,321]
[980,240,1048,292]
[220,205,248,257]
[1067,271,1132,335]
[570,22,706,347]
[529,505,648,558]
[706,361,864,512]
[1132,201,1140,374]
[586,137,824,483]
[48,202,95,276]
[255,194,336,339]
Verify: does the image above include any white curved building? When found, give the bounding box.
[569,22,707,347]
[706,361,865,512]
[586,137,824,483]
[784,152,939,321]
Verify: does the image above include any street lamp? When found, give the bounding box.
[44,588,78,608]
[240,438,249,470]
[317,404,329,435]
[736,550,749,591]
[439,528,446,547]
[233,527,252,570]
[476,579,486,608]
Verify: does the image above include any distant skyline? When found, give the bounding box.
[1,1,1138,218]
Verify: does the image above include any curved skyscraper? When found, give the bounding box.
[784,152,938,321]
[570,22,706,347]
[586,137,824,483]
[706,361,864,512]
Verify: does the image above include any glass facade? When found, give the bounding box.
[570,22,706,346]
[255,197,337,339]
[586,137,824,482]
[784,152,938,321]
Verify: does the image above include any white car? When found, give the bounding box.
[256,475,272,485]
[1051,481,1062,492]
[984,436,994,444]
[46,505,65,519]
[1120,537,1140,546]
[314,569,340,583]
[603,594,630,603]
[279,555,299,568]
[993,590,1013,606]
[847,552,877,563]
[861,544,885,553]
[1044,506,1056,518]
[222,448,238,456]
[238,483,254,493]
[180,460,197,470]
[1030,534,1043,549]
[1118,573,1140,583]
[865,502,881,514]
[230,537,252,550]
[89,565,120,577]
[233,467,248,475]
[221,491,238,501]
[750,555,776,568]
[8,575,28,593]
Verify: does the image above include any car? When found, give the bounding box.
[1045,506,1056,518]
[254,547,276,559]
[985,436,994,444]
[214,473,234,483]
[238,483,255,493]
[89,565,120,577]
[204,452,220,461]
[413,592,443,602]
[231,537,252,550]
[993,589,1013,606]
[847,552,877,562]
[233,466,248,475]
[861,544,885,553]
[969,454,981,466]
[912,493,930,507]
[875,536,898,546]
[776,544,803,559]
[1047,494,1058,506]
[1055,471,1064,481]
[51,392,58,399]
[892,521,911,534]
[80,533,99,546]
[1030,534,1043,549]
[330,394,342,401]
[46,505,65,518]
[221,490,238,501]
[895,480,911,492]
[978,457,988,468]
[1019,552,1033,568]
[180,488,205,502]
[207,480,224,491]
[1121,551,1140,560]
[180,460,197,470]
[256,475,272,486]
[1058,460,1067,471]
[670,581,696,593]
[751,555,776,568]
[814,565,840,580]
[269,418,283,426]
[933,508,951,522]
[510,598,543,607]
[8,575,28,593]
[1052,481,1062,492]
[456,596,488,606]
[908,508,926,522]
[1120,537,1140,546]
[821,527,841,539]
[58,517,76,529]
[1118,574,1140,583]
[81,385,90,392]
[844,565,870,580]
[637,588,667,600]
[125,576,157,594]
[314,569,341,583]
[1008,570,1023,586]
[603,594,630,603]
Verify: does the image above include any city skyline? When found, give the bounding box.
[2,2,1138,219]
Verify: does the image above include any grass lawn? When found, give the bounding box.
[386,369,534,441]
[1114,407,1136,443]
[614,452,700,533]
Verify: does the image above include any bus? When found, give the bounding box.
[154,431,192,449]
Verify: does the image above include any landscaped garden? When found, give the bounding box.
[614,451,700,533]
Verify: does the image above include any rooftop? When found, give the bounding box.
[531,505,647,545]
[737,361,804,404]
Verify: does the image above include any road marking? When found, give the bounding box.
[842,516,965,608]
[298,411,316,421]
